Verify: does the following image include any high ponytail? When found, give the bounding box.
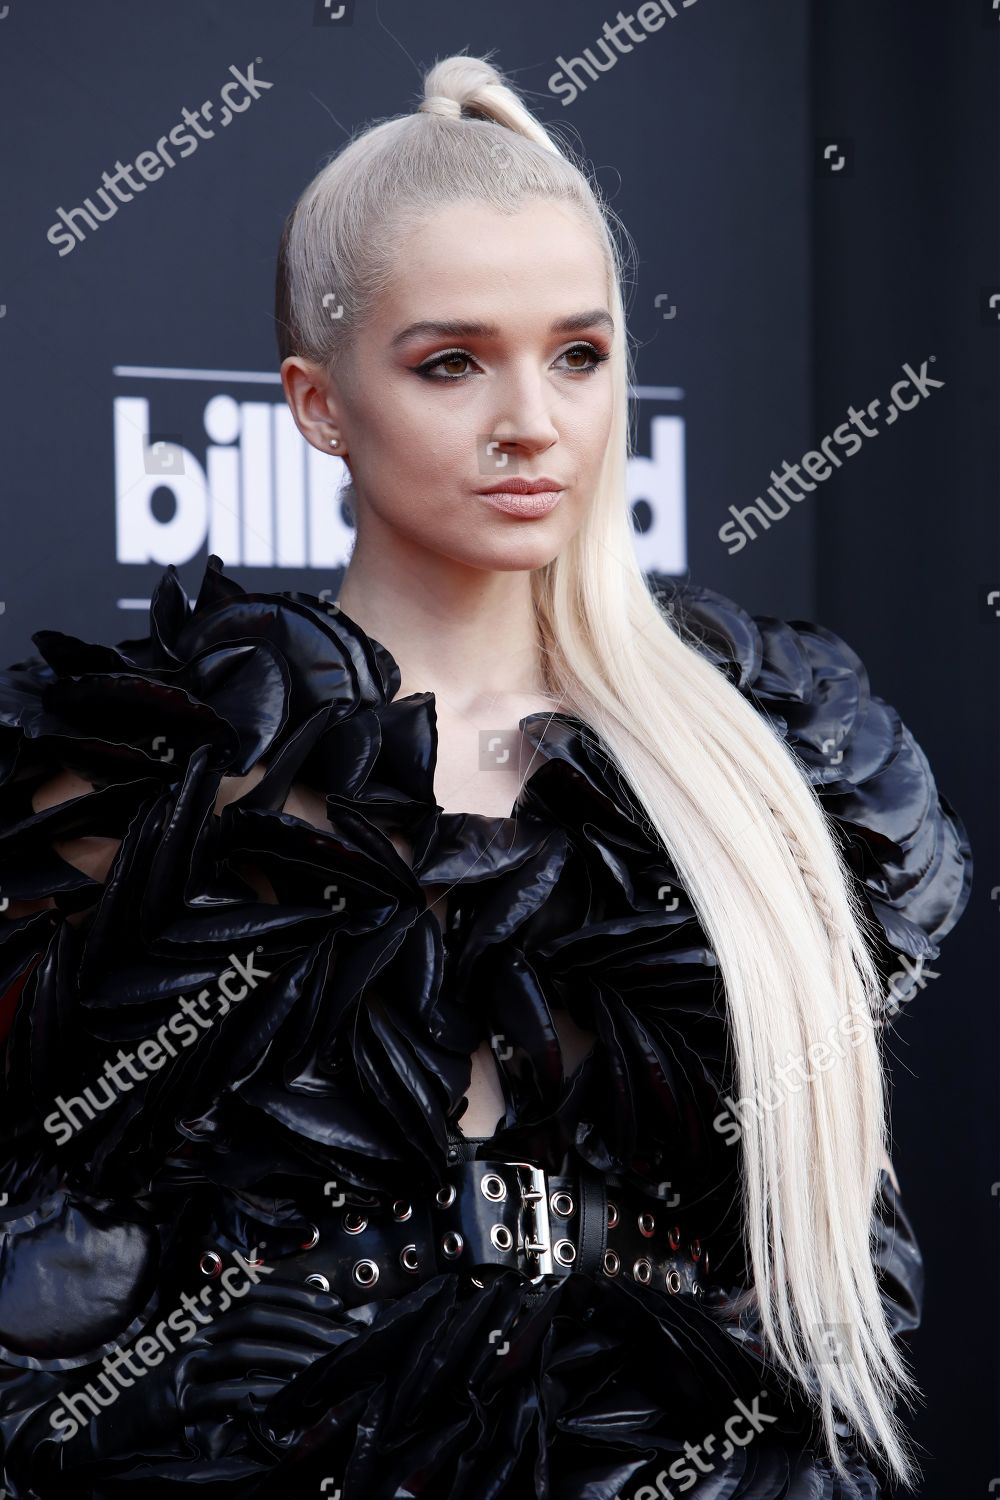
[414,54,564,150]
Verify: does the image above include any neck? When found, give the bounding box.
[335,548,554,718]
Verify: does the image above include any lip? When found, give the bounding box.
[476,477,563,495]
[475,489,563,517]
[474,476,565,517]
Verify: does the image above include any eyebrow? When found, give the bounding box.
[390,308,615,349]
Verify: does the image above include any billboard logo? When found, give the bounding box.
[113,379,686,574]
[628,411,686,576]
[114,393,354,568]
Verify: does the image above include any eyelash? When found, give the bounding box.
[415,342,611,381]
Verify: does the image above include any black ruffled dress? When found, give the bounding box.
[0,558,972,1499]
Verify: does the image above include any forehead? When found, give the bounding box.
[380,200,609,325]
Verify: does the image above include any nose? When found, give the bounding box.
[487,363,560,457]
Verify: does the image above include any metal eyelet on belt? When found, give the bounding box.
[305,1272,331,1291]
[353,1259,379,1287]
[481,1173,507,1202]
[442,1230,464,1259]
[400,1244,419,1272]
[603,1249,621,1276]
[633,1257,652,1285]
[553,1239,576,1267]
[667,1224,680,1250]
[665,1268,682,1294]
[343,1211,367,1235]
[199,1251,222,1277]
[638,1210,656,1238]
[299,1223,320,1250]
[550,1190,575,1218]
[393,1200,412,1221]
[490,1223,514,1251]
[436,1184,457,1209]
[607,1200,619,1230]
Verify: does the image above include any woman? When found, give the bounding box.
[0,53,972,1499]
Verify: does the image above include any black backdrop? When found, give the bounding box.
[0,2,996,1492]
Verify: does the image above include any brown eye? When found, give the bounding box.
[560,342,609,373]
[417,349,475,380]
[416,342,609,382]
[438,354,470,376]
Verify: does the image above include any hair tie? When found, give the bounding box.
[418,94,464,120]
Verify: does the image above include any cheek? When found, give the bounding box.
[573,386,615,453]
[376,397,473,475]
[556,399,614,524]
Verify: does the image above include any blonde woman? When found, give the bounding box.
[0,52,971,1500]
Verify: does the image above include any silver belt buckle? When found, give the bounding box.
[505,1160,553,1282]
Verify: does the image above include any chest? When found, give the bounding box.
[429,705,552,823]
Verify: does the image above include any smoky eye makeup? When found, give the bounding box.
[413,340,612,381]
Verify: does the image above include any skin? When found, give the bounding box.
[279,198,616,814]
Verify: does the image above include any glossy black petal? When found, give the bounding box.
[0,558,972,1498]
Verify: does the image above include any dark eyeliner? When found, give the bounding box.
[415,341,611,380]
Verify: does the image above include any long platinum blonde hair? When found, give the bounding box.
[274,51,919,1487]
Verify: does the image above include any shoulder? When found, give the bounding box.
[647,573,974,1021]
[0,558,400,928]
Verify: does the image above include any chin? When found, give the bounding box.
[457,512,581,567]
[456,536,568,573]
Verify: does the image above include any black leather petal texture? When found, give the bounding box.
[0,558,971,1498]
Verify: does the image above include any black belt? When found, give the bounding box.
[195,1157,710,1309]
